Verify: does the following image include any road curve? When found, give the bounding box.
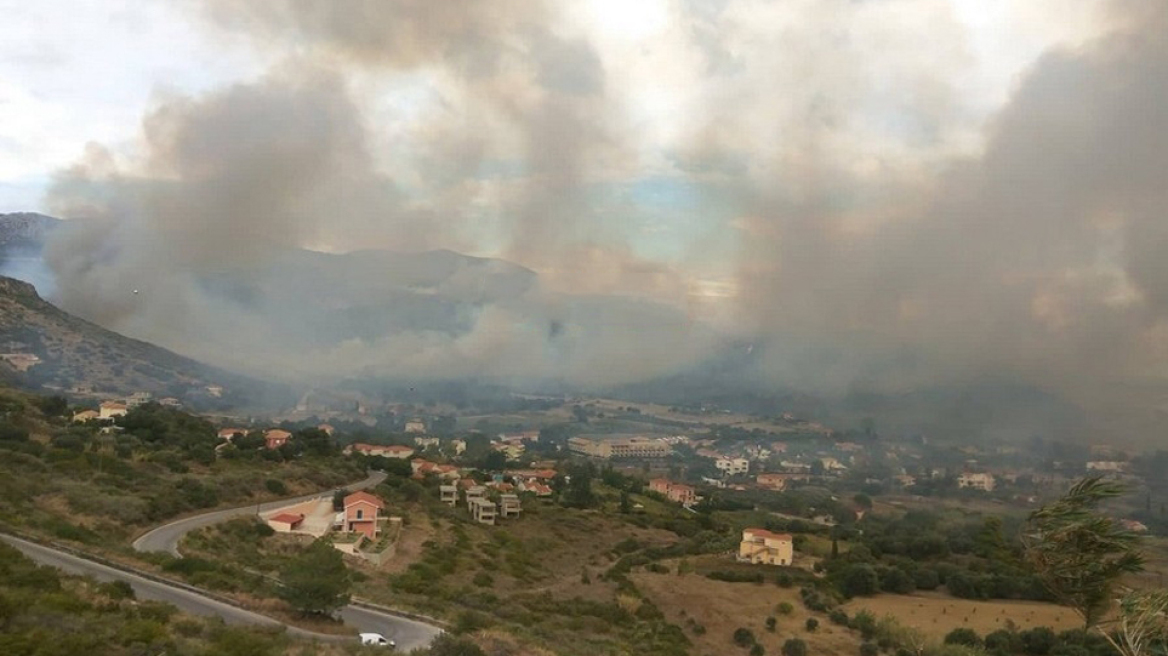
[133,470,387,557]
[127,468,443,650]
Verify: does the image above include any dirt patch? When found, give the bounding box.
[844,593,1081,640]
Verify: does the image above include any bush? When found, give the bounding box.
[99,580,135,600]
[782,638,808,656]
[805,618,819,632]
[777,602,794,616]
[985,629,1019,655]
[1020,627,1056,655]
[913,567,940,591]
[734,627,756,647]
[751,644,765,656]
[860,643,880,656]
[944,628,982,648]
[766,616,777,632]
[839,563,880,597]
[829,609,849,625]
[709,570,765,584]
[264,479,287,495]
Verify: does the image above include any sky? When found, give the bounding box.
[3,0,1168,434]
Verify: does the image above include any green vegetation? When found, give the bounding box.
[278,538,352,616]
[0,540,301,656]
[0,391,363,548]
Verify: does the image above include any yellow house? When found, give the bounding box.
[738,528,794,566]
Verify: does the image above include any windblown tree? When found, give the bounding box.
[1023,476,1167,656]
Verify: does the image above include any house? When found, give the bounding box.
[439,485,458,506]
[264,429,292,450]
[820,457,848,472]
[1120,519,1149,533]
[957,472,996,492]
[738,528,794,566]
[525,482,553,497]
[404,418,426,433]
[1086,461,1127,473]
[469,497,497,525]
[159,397,182,408]
[492,442,525,460]
[72,410,100,423]
[450,439,467,455]
[715,457,750,476]
[414,436,440,448]
[499,493,522,518]
[346,443,414,459]
[127,391,152,407]
[218,428,246,441]
[98,402,128,419]
[466,486,487,508]
[343,491,384,539]
[268,513,304,532]
[649,479,696,506]
[756,472,810,490]
[318,424,335,436]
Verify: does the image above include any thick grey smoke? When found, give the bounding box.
[38,0,1168,437]
[728,0,1168,432]
[42,2,716,387]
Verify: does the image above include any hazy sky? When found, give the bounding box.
[4,0,1168,430]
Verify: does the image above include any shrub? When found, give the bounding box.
[829,609,849,625]
[751,644,765,656]
[1019,627,1056,655]
[860,643,880,656]
[944,628,982,648]
[805,618,819,632]
[99,580,135,601]
[766,616,777,632]
[839,563,880,597]
[985,629,1018,655]
[777,602,794,615]
[734,627,756,647]
[264,479,287,495]
[782,638,808,656]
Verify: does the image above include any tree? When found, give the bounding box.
[766,616,777,632]
[782,638,807,656]
[805,618,819,632]
[1022,477,1144,629]
[278,539,351,616]
[839,563,879,597]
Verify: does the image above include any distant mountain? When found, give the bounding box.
[0,275,286,408]
[0,212,60,250]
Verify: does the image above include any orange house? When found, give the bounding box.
[265,429,292,450]
[343,491,384,539]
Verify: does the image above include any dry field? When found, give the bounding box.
[633,569,862,656]
[844,592,1081,640]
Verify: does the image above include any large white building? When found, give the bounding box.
[715,457,750,476]
[957,472,996,492]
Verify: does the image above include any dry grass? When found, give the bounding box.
[844,592,1082,640]
[633,568,862,656]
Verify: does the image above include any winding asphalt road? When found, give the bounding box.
[8,470,444,651]
[132,470,388,557]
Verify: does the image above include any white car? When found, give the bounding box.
[360,632,395,648]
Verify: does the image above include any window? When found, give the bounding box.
[356,509,363,519]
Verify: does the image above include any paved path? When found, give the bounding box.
[132,471,387,557]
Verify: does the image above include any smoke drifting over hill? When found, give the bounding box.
[37,0,1168,435]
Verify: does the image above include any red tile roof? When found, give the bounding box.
[269,513,304,525]
[344,491,384,509]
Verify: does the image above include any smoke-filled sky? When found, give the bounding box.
[2,0,1168,428]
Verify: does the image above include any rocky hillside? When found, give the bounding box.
[0,276,281,407]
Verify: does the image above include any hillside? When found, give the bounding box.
[0,275,282,407]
